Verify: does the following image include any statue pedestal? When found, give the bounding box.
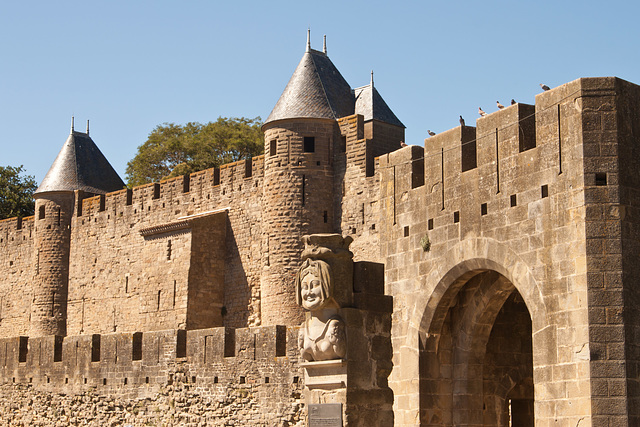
[301,359,347,389]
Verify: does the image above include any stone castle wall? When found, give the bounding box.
[0,216,35,338]
[0,325,304,426]
[1,76,639,426]
[377,77,639,426]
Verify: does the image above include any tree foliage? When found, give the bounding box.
[0,165,37,219]
[125,117,264,187]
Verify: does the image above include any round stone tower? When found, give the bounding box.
[260,33,355,326]
[30,119,125,336]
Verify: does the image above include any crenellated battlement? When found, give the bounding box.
[0,325,299,392]
[77,154,266,221]
[0,215,34,241]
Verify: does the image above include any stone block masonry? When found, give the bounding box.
[0,325,304,426]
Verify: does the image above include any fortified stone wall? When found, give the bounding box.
[334,114,385,264]
[380,79,604,425]
[0,216,35,337]
[67,156,265,335]
[0,325,304,426]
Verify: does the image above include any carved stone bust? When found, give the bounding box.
[296,258,346,361]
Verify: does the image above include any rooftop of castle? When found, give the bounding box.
[35,118,126,195]
[264,31,402,127]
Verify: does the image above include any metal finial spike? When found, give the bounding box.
[306,28,310,52]
[371,70,374,87]
[86,120,90,135]
[71,116,74,133]
[323,35,327,54]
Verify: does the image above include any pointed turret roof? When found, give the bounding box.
[265,39,354,125]
[354,73,405,128]
[36,125,125,195]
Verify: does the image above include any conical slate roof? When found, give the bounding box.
[265,48,355,124]
[354,83,405,128]
[36,130,125,195]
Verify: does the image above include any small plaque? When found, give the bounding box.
[308,403,342,427]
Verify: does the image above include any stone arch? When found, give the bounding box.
[409,237,547,350]
[407,238,549,426]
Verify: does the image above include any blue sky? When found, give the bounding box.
[1,1,638,184]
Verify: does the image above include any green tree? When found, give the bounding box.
[0,165,37,219]
[125,117,264,187]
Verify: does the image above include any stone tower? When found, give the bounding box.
[260,32,405,326]
[261,33,352,325]
[30,120,124,336]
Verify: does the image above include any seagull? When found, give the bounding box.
[427,130,436,137]
[478,107,487,117]
[400,141,407,147]
[459,115,465,127]
[540,83,551,91]
[511,99,516,105]
[497,101,505,110]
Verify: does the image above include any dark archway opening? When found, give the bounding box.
[419,270,533,426]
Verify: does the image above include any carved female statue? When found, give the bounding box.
[296,258,346,361]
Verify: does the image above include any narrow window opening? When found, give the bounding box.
[293,376,299,384]
[18,336,28,363]
[239,376,246,384]
[124,378,128,385]
[91,334,100,362]
[213,168,221,186]
[65,378,68,384]
[304,137,315,153]
[99,195,106,212]
[481,203,488,216]
[541,185,549,198]
[167,240,172,260]
[323,211,328,223]
[126,189,133,205]
[428,219,434,230]
[173,280,177,308]
[103,378,107,385]
[214,377,219,384]
[453,211,460,223]
[152,183,160,199]
[270,139,277,156]
[191,376,196,383]
[404,226,410,237]
[371,223,376,230]
[301,175,306,206]
[595,173,607,186]
[510,194,517,207]
[38,206,45,220]
[145,377,150,384]
[339,135,346,152]
[176,329,187,358]
[182,175,190,193]
[132,332,143,361]
[157,290,161,311]
[351,227,356,235]
[84,378,87,384]
[265,377,270,384]
[125,276,129,294]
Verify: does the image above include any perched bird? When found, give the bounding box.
[540,83,551,91]
[400,141,408,147]
[478,107,487,117]
[511,99,516,105]
[497,101,505,110]
[459,115,465,127]
[427,130,436,137]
